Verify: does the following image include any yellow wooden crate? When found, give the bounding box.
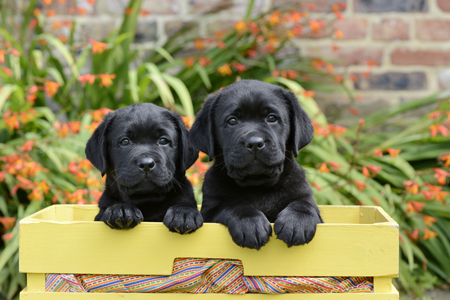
[19,205,399,299]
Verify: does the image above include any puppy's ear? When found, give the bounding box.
[189,93,220,161]
[168,112,199,173]
[85,113,115,177]
[280,89,315,157]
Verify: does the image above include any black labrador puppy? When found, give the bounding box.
[189,80,322,249]
[85,103,203,233]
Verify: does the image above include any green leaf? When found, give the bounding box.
[39,33,80,78]
[161,73,194,116]
[194,64,212,90]
[128,69,139,104]
[0,84,18,113]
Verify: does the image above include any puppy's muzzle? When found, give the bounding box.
[137,157,156,172]
[245,136,265,153]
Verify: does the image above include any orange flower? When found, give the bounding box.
[2,67,12,76]
[54,121,69,137]
[140,9,151,16]
[373,149,383,157]
[268,12,280,26]
[43,0,52,5]
[234,20,247,34]
[199,57,212,67]
[303,90,315,98]
[33,8,41,16]
[91,190,102,202]
[362,166,370,177]
[78,74,96,84]
[319,162,330,173]
[406,201,425,213]
[334,30,344,39]
[98,73,116,87]
[328,161,341,169]
[0,50,4,63]
[76,7,87,15]
[403,180,419,194]
[44,81,60,97]
[52,21,62,29]
[232,63,247,73]
[433,168,449,185]
[246,49,258,57]
[386,148,401,158]
[218,64,232,76]
[0,216,17,231]
[47,10,56,17]
[354,180,367,191]
[249,22,259,35]
[4,111,20,130]
[87,0,97,4]
[2,232,13,241]
[328,123,348,137]
[424,215,437,227]
[194,39,205,50]
[440,154,450,167]
[367,165,382,176]
[408,228,419,240]
[184,57,195,68]
[312,182,322,191]
[423,229,437,240]
[21,141,35,152]
[437,124,449,137]
[91,108,113,122]
[89,39,107,54]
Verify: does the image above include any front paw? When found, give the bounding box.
[163,206,203,234]
[100,203,143,229]
[227,214,272,250]
[274,209,321,247]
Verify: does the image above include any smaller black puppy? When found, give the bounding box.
[85,103,203,234]
[190,80,322,249]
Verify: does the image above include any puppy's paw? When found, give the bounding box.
[274,209,321,247]
[227,214,272,250]
[101,203,143,229]
[163,206,203,234]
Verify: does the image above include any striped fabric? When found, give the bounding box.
[46,258,373,294]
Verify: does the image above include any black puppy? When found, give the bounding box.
[85,103,203,233]
[189,80,322,249]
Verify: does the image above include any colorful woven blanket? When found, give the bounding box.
[46,258,373,294]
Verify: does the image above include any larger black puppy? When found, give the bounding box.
[190,80,322,249]
[85,103,203,233]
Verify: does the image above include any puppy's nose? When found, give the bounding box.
[138,158,156,172]
[245,136,265,152]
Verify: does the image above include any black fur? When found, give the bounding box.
[190,80,322,249]
[85,103,202,233]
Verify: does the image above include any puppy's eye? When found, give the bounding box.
[267,115,278,123]
[159,138,169,145]
[227,117,237,125]
[120,138,130,146]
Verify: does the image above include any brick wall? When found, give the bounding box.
[40,0,450,120]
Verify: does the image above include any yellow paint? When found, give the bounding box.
[26,274,45,292]
[19,205,399,299]
[20,286,399,299]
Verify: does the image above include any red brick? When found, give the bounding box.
[416,20,450,41]
[332,18,368,40]
[372,19,409,40]
[391,48,450,66]
[304,46,383,66]
[273,0,347,12]
[353,72,427,91]
[437,0,450,12]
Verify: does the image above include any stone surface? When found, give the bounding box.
[354,0,428,13]
[304,46,383,66]
[332,18,368,40]
[437,0,450,12]
[438,69,450,89]
[372,18,410,40]
[165,20,199,38]
[391,48,450,66]
[416,19,450,40]
[353,72,427,90]
[135,20,158,43]
[76,19,118,42]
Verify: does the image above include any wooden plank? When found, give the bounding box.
[374,277,393,293]
[19,221,398,277]
[26,274,45,292]
[20,287,399,300]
